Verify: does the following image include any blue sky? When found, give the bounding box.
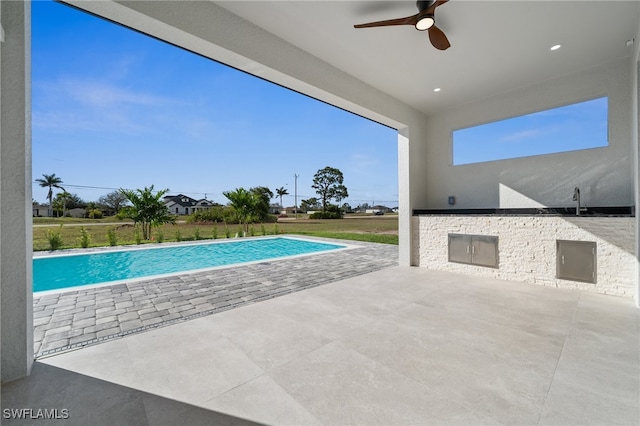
[453,97,608,165]
[32,0,398,208]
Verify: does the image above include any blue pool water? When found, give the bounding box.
[33,237,344,292]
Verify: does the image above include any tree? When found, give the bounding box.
[35,173,64,217]
[357,202,370,212]
[311,166,348,211]
[98,190,129,215]
[275,186,289,208]
[300,197,320,212]
[86,201,103,219]
[53,191,87,217]
[118,185,175,240]
[52,192,85,216]
[53,191,75,217]
[224,187,259,235]
[250,186,273,221]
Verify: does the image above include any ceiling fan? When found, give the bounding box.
[354,0,451,51]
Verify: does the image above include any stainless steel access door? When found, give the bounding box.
[448,234,498,268]
[556,240,597,283]
[471,235,499,268]
[448,234,472,264]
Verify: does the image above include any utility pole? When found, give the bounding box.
[294,173,299,220]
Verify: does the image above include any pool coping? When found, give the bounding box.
[32,236,398,358]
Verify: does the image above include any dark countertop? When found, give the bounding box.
[412,206,635,217]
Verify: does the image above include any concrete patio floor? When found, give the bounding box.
[3,266,639,425]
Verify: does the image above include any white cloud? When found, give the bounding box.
[500,129,543,143]
[32,77,186,136]
[60,79,171,108]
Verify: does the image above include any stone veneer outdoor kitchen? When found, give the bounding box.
[412,213,635,297]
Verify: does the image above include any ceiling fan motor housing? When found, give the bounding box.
[416,1,436,31]
[417,1,435,12]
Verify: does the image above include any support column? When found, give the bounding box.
[1,0,32,382]
[398,129,412,266]
[633,18,640,308]
[635,57,640,308]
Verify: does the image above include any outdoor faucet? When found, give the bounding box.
[572,187,581,216]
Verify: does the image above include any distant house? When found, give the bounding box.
[67,208,87,218]
[32,203,52,217]
[163,194,216,215]
[365,205,391,214]
[269,204,282,215]
[283,206,302,215]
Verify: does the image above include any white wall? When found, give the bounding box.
[422,59,633,210]
[1,0,33,382]
[633,12,640,307]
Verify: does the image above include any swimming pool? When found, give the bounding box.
[33,237,345,293]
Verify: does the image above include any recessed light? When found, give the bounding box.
[550,44,562,51]
[434,88,441,92]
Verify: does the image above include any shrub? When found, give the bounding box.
[237,225,244,237]
[212,225,218,240]
[78,226,91,248]
[261,224,266,236]
[185,207,226,224]
[107,227,118,246]
[46,225,64,251]
[263,214,279,223]
[309,205,343,219]
[249,225,255,237]
[155,230,164,243]
[88,208,103,219]
[225,225,231,239]
[134,227,142,245]
[175,230,182,242]
[273,223,279,235]
[194,227,201,240]
[309,211,342,219]
[223,207,239,224]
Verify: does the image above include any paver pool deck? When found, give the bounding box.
[33,237,398,357]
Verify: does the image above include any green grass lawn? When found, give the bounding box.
[33,215,398,251]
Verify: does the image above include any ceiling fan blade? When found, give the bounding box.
[428,24,450,50]
[354,13,418,29]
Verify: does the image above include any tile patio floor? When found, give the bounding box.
[3,239,639,425]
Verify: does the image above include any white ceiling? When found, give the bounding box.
[215,1,639,116]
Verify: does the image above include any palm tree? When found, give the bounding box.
[35,173,64,217]
[118,185,175,240]
[276,186,289,210]
[223,188,258,235]
[59,191,72,217]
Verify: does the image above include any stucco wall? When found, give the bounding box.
[413,215,635,297]
[421,59,633,210]
[1,0,33,382]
